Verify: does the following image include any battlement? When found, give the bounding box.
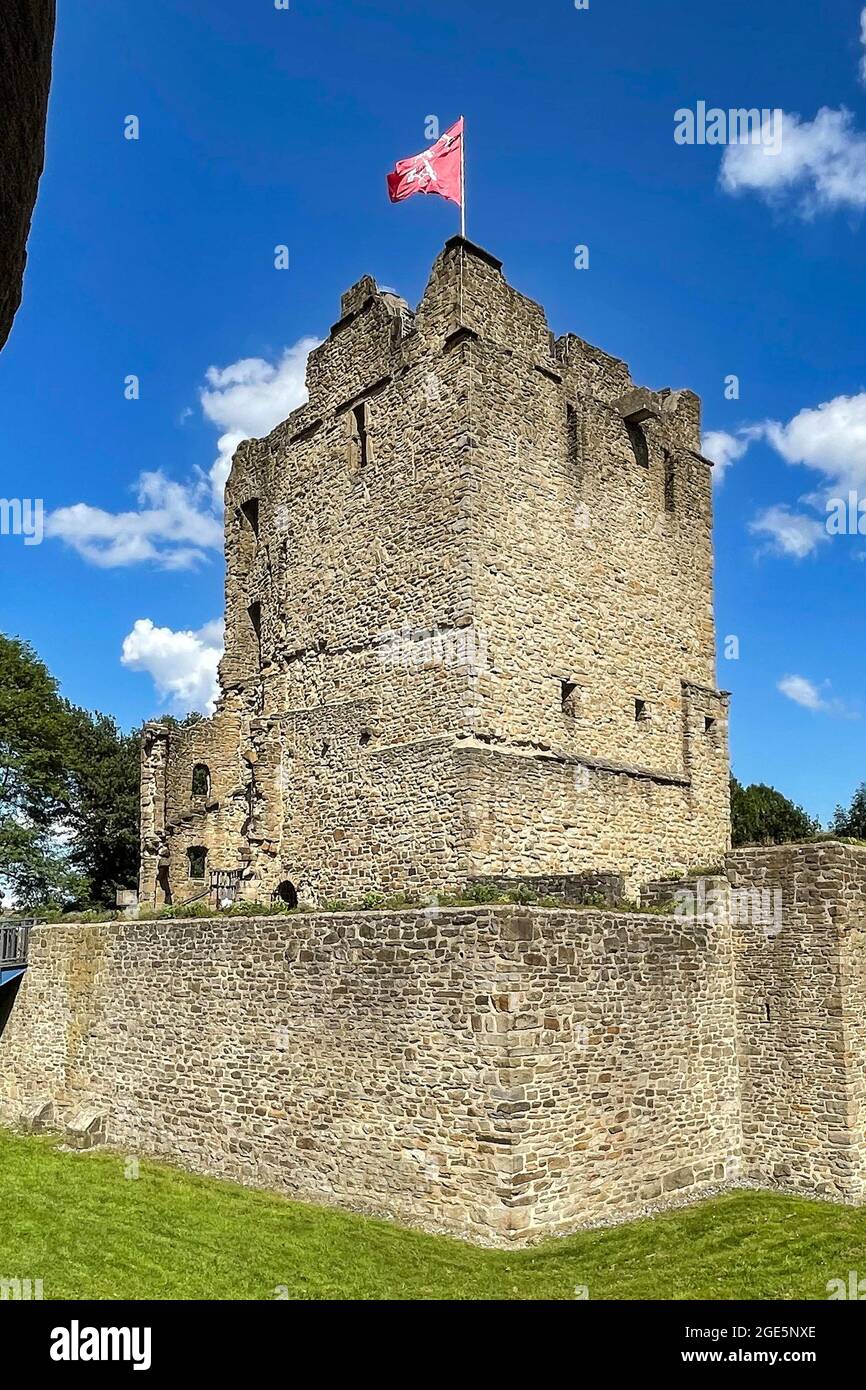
[243,239,707,473]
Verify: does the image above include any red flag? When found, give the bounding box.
[387,118,464,209]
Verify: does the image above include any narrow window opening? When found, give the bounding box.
[353,402,369,467]
[247,601,262,664]
[157,865,172,906]
[320,740,330,758]
[664,452,675,511]
[566,403,579,470]
[626,420,649,469]
[561,680,579,717]
[635,698,650,722]
[765,1000,771,1023]
[240,498,260,537]
[191,763,210,797]
[187,846,207,881]
[359,728,372,747]
[704,716,717,735]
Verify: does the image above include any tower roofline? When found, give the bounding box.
[441,235,503,271]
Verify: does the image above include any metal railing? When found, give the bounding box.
[0,920,32,969]
[209,869,241,907]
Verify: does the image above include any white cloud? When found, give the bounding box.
[749,504,829,558]
[777,673,857,718]
[200,338,319,504]
[778,674,827,710]
[46,338,318,570]
[121,617,224,714]
[108,338,318,708]
[860,7,866,84]
[46,472,222,570]
[762,392,866,495]
[720,107,866,214]
[702,428,751,484]
[714,392,866,556]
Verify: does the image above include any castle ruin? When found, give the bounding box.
[9,243,861,1247]
[140,238,730,910]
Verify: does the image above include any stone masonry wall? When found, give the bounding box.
[10,846,866,1241]
[0,904,739,1244]
[729,841,866,1203]
[140,238,730,910]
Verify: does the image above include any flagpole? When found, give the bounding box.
[460,116,466,239]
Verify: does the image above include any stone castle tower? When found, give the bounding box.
[139,238,730,909]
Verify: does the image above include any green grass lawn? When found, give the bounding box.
[0,1129,860,1299]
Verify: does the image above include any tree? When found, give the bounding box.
[62,707,140,907]
[831,784,866,840]
[0,634,77,907]
[730,776,819,848]
[0,633,140,909]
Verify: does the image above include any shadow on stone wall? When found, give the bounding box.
[0,976,23,1039]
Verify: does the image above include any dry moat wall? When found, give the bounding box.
[0,904,739,1243]
[2,843,866,1244]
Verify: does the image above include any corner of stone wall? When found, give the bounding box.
[729,841,866,1203]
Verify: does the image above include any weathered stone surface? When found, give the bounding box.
[0,900,741,1242]
[18,1097,53,1133]
[65,1107,107,1150]
[6,846,865,1242]
[729,840,866,1204]
[0,2,55,350]
[139,239,730,910]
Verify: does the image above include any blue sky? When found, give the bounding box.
[2,0,866,823]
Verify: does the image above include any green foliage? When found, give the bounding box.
[577,890,608,908]
[458,881,505,904]
[140,897,293,922]
[358,890,389,910]
[0,1130,858,1299]
[831,784,866,840]
[0,634,75,907]
[61,706,139,907]
[435,883,562,908]
[222,899,292,917]
[0,632,139,910]
[730,776,819,848]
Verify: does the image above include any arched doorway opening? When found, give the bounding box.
[275,880,298,908]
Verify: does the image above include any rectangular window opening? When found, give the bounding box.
[705,715,717,734]
[240,498,260,537]
[247,601,262,666]
[561,680,579,717]
[626,420,649,468]
[635,698,650,722]
[187,846,207,880]
[566,403,579,470]
[664,452,675,511]
[353,402,370,467]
